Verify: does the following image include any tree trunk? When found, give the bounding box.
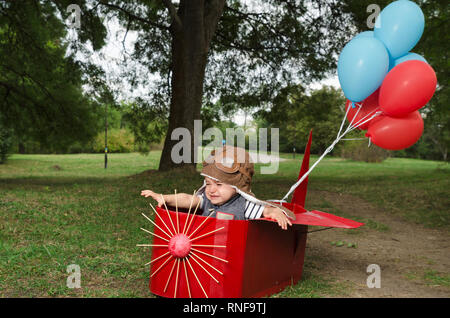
[18,142,25,154]
[159,0,225,172]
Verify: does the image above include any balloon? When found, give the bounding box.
[353,31,374,40]
[374,0,425,58]
[379,60,437,117]
[388,54,396,71]
[365,111,424,150]
[393,52,427,68]
[338,37,389,102]
[345,89,381,130]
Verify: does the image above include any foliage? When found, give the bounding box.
[0,0,110,157]
[206,0,357,113]
[201,99,225,132]
[417,0,449,161]
[340,140,390,163]
[121,102,167,154]
[93,0,359,109]
[256,86,356,154]
[1,1,447,163]
[91,128,135,153]
[92,1,366,170]
[8,104,160,154]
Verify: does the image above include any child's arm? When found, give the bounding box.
[262,206,292,230]
[141,190,202,210]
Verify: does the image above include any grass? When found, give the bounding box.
[0,152,448,297]
[405,269,450,288]
[271,272,351,298]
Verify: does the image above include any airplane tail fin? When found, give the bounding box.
[291,130,312,207]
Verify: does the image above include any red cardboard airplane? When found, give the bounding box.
[141,131,363,298]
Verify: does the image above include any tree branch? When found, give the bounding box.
[162,0,182,31]
[204,0,226,45]
[223,4,265,19]
[98,1,170,31]
[0,80,52,124]
[214,31,279,73]
[0,63,59,107]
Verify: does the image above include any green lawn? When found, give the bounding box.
[0,152,448,297]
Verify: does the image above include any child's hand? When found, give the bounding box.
[141,190,164,207]
[262,207,292,230]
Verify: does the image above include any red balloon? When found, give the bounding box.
[379,60,437,117]
[365,111,424,150]
[345,89,381,130]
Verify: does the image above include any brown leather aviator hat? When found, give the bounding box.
[198,145,296,220]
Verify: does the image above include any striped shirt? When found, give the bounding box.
[199,193,265,220]
[244,200,265,219]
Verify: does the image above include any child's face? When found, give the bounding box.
[204,177,237,206]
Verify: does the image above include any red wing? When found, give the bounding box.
[291,210,364,229]
[259,202,364,229]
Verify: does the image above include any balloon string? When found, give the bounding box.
[344,101,364,135]
[337,101,365,141]
[347,109,382,132]
[281,137,339,202]
[336,102,352,139]
[280,104,381,202]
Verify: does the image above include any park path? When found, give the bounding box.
[305,190,450,297]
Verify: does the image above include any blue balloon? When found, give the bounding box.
[338,37,389,102]
[353,31,374,40]
[393,52,428,68]
[388,54,396,71]
[374,0,425,58]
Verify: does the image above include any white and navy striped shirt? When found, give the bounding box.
[244,200,265,219]
[199,193,265,220]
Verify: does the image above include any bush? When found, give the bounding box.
[339,140,390,163]
[91,128,135,153]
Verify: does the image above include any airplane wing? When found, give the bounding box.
[290,209,364,229]
[259,203,364,229]
[259,209,363,229]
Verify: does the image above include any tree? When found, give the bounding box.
[417,0,449,161]
[255,85,352,154]
[0,1,109,154]
[0,121,13,163]
[121,100,168,153]
[94,0,361,171]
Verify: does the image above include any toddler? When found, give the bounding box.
[141,146,294,230]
